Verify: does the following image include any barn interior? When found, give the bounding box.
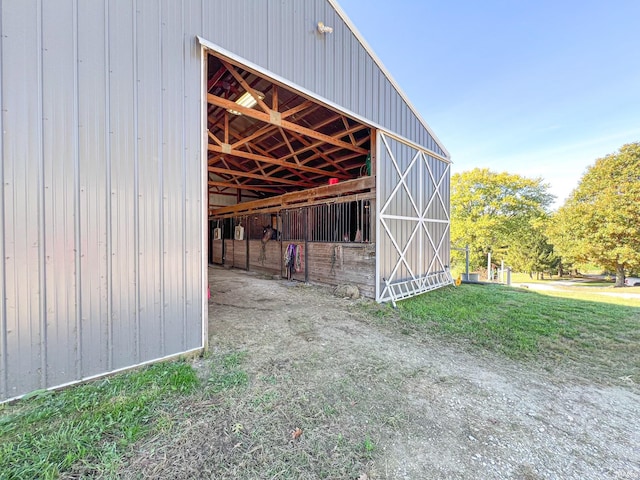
[206,50,378,296]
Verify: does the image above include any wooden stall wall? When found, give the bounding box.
[224,239,234,265]
[248,240,282,275]
[212,239,223,265]
[307,243,375,298]
[232,240,248,269]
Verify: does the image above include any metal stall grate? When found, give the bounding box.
[307,201,371,243]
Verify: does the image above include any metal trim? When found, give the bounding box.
[200,42,209,351]
[0,346,204,405]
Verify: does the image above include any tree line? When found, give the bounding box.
[451,142,640,286]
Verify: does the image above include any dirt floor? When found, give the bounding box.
[123,266,639,479]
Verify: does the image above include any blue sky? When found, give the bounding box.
[337,0,640,207]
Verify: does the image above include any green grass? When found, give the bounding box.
[395,284,640,382]
[0,361,199,479]
[533,287,640,307]
[2,283,639,479]
[510,272,616,285]
[207,351,249,393]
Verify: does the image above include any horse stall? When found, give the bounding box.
[203,48,452,305]
[209,178,377,298]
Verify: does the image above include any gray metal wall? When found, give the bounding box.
[0,1,204,401]
[199,0,447,159]
[0,0,448,401]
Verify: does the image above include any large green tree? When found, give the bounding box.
[505,217,559,278]
[548,142,640,286]
[451,168,554,272]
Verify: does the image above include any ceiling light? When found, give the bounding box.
[228,91,264,115]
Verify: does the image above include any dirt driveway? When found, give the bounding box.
[127,266,639,479]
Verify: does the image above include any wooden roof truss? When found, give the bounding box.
[206,52,372,203]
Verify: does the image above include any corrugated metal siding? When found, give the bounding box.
[376,132,451,302]
[0,2,5,399]
[0,0,205,401]
[198,0,446,158]
[1,0,449,400]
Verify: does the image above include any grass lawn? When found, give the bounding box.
[0,361,199,479]
[394,284,640,382]
[1,283,638,478]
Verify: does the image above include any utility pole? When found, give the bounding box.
[465,245,470,277]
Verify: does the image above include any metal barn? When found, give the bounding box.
[0,0,451,402]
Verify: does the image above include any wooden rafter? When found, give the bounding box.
[208,165,313,187]
[231,124,278,150]
[208,180,285,194]
[208,130,223,147]
[280,100,315,119]
[342,117,357,146]
[207,77,263,136]
[217,126,315,182]
[278,127,300,165]
[206,52,374,197]
[286,130,351,176]
[221,60,271,114]
[240,140,344,180]
[207,93,368,155]
[272,84,278,111]
[208,144,350,179]
[207,63,227,93]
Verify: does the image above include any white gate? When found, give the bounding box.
[376,132,453,304]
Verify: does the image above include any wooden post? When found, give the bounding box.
[304,207,309,283]
[369,129,377,244]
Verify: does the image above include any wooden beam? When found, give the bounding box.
[241,141,311,181]
[208,165,312,187]
[280,100,315,119]
[286,130,351,176]
[230,124,278,150]
[208,143,351,179]
[217,126,316,183]
[279,127,301,165]
[208,180,286,194]
[272,84,278,111]
[208,130,223,147]
[210,192,376,219]
[342,117,357,146]
[282,176,374,204]
[211,176,375,216]
[207,63,227,93]
[221,60,271,114]
[224,110,229,144]
[207,93,368,154]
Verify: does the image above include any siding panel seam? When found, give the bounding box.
[0,0,7,399]
[72,0,83,380]
[105,0,113,372]
[37,0,48,388]
[133,0,141,363]
[158,1,165,355]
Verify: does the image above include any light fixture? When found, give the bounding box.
[317,21,333,34]
[228,91,264,115]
